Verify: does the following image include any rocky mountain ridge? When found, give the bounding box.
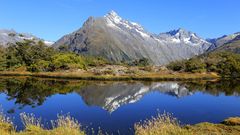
[0,29,53,47]
[53,11,212,65]
[1,11,239,65]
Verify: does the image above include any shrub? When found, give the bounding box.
[167,51,240,77]
[130,58,151,67]
[184,58,206,73]
[52,53,87,70]
[58,44,70,53]
[167,61,186,71]
[216,52,240,77]
[0,47,7,71]
[84,56,109,67]
[28,60,52,72]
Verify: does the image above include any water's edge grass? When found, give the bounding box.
[1,112,240,135]
[0,71,220,81]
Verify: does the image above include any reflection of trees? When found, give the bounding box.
[0,77,239,114]
[183,80,240,96]
[0,78,87,112]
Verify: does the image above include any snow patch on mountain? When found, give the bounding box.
[102,82,193,112]
[104,11,151,39]
[53,11,213,65]
[0,29,54,46]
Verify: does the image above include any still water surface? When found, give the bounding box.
[0,77,240,134]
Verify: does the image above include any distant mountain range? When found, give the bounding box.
[207,33,240,53]
[1,11,240,65]
[0,29,53,47]
[53,11,212,65]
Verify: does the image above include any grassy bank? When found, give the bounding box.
[1,111,240,135]
[135,113,240,135]
[0,112,85,135]
[0,71,219,81]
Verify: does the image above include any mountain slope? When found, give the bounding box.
[158,28,211,51]
[212,35,240,53]
[0,29,53,47]
[207,32,240,51]
[53,11,212,65]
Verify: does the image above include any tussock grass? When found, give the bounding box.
[221,117,240,126]
[0,71,219,81]
[135,113,191,135]
[0,111,85,135]
[135,113,240,135]
[0,109,14,135]
[49,114,84,135]
[1,110,240,135]
[186,122,240,135]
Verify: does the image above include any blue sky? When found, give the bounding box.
[0,0,240,41]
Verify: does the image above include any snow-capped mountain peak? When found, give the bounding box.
[106,10,119,17]
[77,82,192,113]
[0,29,54,47]
[104,10,122,24]
[166,28,198,39]
[167,28,187,36]
[158,28,211,49]
[54,11,213,65]
[104,11,150,38]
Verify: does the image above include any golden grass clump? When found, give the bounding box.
[222,117,240,126]
[1,109,240,135]
[135,113,240,135]
[20,113,43,131]
[0,110,14,135]
[50,114,85,135]
[0,111,85,135]
[134,113,191,135]
[186,122,240,135]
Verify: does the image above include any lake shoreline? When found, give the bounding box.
[0,71,220,81]
[1,111,240,135]
[135,116,240,135]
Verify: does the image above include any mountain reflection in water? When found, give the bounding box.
[0,77,240,134]
[0,77,239,113]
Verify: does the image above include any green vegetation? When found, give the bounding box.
[0,77,237,113]
[130,58,151,67]
[0,40,238,80]
[0,71,219,81]
[167,51,240,78]
[0,77,87,112]
[183,80,240,96]
[51,53,87,70]
[0,40,108,72]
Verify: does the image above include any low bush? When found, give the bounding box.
[0,41,110,72]
[167,51,240,77]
